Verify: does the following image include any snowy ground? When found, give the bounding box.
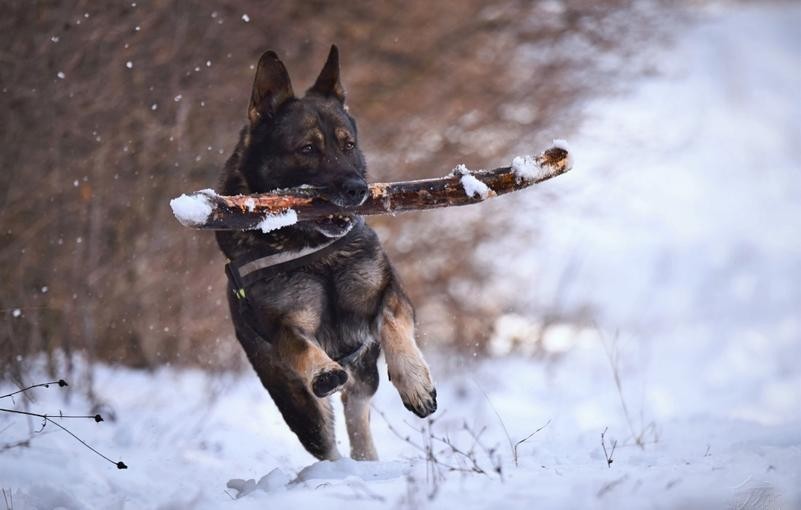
[2,2,800,509]
[2,353,798,510]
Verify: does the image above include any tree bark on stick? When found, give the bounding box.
[171,144,572,231]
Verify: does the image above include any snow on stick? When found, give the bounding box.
[170,143,573,231]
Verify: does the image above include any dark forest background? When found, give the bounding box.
[0,0,677,382]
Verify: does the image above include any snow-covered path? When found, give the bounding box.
[1,350,798,509]
[2,2,800,509]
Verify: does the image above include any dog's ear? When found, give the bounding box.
[248,51,295,126]
[307,45,345,104]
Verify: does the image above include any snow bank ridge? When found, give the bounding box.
[226,459,410,499]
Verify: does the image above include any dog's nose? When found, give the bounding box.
[342,178,368,205]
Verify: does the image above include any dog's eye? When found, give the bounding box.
[343,141,356,151]
[299,144,314,154]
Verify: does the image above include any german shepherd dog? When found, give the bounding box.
[215,46,437,461]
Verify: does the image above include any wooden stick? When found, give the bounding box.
[170,143,572,231]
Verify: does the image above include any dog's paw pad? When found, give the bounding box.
[312,368,348,398]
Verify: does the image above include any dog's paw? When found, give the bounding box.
[389,364,437,418]
[312,367,348,398]
[402,386,437,418]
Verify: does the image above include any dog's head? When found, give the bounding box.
[242,46,368,235]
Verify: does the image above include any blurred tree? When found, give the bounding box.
[0,0,676,380]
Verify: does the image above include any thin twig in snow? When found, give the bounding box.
[513,418,552,467]
[596,326,659,449]
[0,379,67,400]
[1,439,31,452]
[372,405,503,498]
[596,474,628,498]
[469,378,515,462]
[0,408,126,469]
[0,380,127,469]
[601,427,617,468]
[2,488,12,510]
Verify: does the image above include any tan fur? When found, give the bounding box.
[380,293,436,412]
[341,389,378,460]
[276,326,342,391]
[285,308,320,333]
[335,126,354,145]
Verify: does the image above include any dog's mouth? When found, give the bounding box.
[321,193,368,209]
[311,213,356,238]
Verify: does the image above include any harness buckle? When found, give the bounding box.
[225,262,247,301]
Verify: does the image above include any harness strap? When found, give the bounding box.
[237,238,340,278]
[224,218,368,366]
[334,340,371,366]
[228,235,351,290]
[226,216,364,291]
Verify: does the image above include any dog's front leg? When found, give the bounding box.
[234,317,344,460]
[379,284,437,418]
[278,321,348,398]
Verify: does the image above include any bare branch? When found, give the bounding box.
[0,380,126,470]
[0,379,67,400]
[373,404,504,497]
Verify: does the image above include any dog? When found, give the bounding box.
[215,45,437,461]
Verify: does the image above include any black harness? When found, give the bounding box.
[224,219,369,366]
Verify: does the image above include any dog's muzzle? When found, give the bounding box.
[324,177,368,208]
[312,213,358,238]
